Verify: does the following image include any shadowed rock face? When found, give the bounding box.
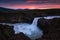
[37,18,60,40]
[0,24,14,40]
[14,32,31,40]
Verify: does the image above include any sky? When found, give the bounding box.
[0,0,60,9]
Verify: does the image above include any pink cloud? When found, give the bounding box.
[1,3,60,9]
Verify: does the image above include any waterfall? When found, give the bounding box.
[31,17,41,26]
[13,17,43,40]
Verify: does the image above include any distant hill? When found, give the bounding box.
[0,7,60,15]
[0,7,60,23]
[0,7,15,13]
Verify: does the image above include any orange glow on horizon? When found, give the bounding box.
[3,4,60,9]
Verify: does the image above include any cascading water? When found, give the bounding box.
[13,17,43,40]
[0,16,60,40]
[44,16,60,19]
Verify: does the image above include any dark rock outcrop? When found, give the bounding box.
[0,24,14,40]
[14,32,30,40]
[37,19,60,40]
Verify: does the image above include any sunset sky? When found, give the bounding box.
[0,0,60,9]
